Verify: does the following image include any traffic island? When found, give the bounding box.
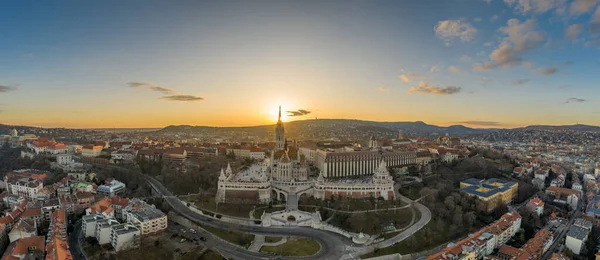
[260,238,321,257]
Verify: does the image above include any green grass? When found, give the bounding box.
[360,219,450,259]
[253,206,285,219]
[192,196,260,218]
[327,207,414,235]
[197,250,226,260]
[265,236,283,243]
[260,238,321,257]
[199,223,255,248]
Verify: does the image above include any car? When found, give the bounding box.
[190,228,196,233]
[180,238,186,243]
[200,237,206,241]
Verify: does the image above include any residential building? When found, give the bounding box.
[566,225,590,254]
[526,197,544,216]
[96,179,126,197]
[95,218,121,245]
[8,219,37,243]
[81,145,103,157]
[545,186,580,210]
[125,199,167,236]
[1,236,45,260]
[45,209,72,260]
[460,178,518,212]
[587,195,600,219]
[427,212,522,260]
[82,214,106,238]
[110,224,140,252]
[5,174,44,200]
[20,208,43,227]
[315,148,416,178]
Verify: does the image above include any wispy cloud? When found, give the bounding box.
[565,24,583,41]
[534,67,557,75]
[408,81,462,95]
[511,79,530,85]
[448,66,461,73]
[399,73,425,83]
[434,20,478,45]
[570,0,600,15]
[456,120,502,126]
[377,86,388,92]
[127,82,175,94]
[0,85,17,93]
[490,15,499,22]
[472,19,545,71]
[430,64,440,72]
[565,97,586,103]
[286,109,311,117]
[159,95,204,102]
[504,0,567,14]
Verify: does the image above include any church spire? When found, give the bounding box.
[278,106,282,123]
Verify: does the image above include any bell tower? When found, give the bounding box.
[275,106,285,151]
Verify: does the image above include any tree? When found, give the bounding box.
[464,211,477,226]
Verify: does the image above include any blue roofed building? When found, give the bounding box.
[586,195,600,218]
[460,178,518,212]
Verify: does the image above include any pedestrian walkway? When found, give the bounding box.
[248,235,265,252]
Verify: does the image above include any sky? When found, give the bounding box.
[1,0,600,128]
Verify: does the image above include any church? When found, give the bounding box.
[215,106,395,204]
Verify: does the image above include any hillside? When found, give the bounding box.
[156,119,497,140]
[520,124,600,132]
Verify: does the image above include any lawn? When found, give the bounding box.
[360,219,451,258]
[253,206,285,219]
[116,244,176,260]
[327,207,414,235]
[199,223,255,248]
[265,236,283,243]
[193,196,260,218]
[197,250,226,260]
[260,238,321,257]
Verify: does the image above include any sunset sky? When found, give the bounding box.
[1,0,600,128]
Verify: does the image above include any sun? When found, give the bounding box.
[264,104,291,123]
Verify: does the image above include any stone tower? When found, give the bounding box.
[275,106,285,151]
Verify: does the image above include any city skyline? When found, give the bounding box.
[1,0,600,128]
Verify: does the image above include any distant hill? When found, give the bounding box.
[156,119,497,139]
[519,124,600,132]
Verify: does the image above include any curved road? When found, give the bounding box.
[146,176,350,260]
[68,219,88,260]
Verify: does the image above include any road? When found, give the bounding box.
[68,219,88,260]
[146,176,350,260]
[541,205,581,259]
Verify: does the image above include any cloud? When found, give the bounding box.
[434,20,478,45]
[448,66,461,73]
[377,86,388,92]
[407,81,462,95]
[511,79,531,85]
[159,95,204,102]
[484,0,492,3]
[570,0,600,15]
[481,77,492,82]
[399,75,410,83]
[591,6,600,34]
[456,121,502,126]
[459,55,473,62]
[504,0,567,14]
[522,61,535,68]
[565,24,583,41]
[286,109,312,117]
[484,41,494,46]
[430,64,440,72]
[534,67,558,75]
[127,82,175,94]
[564,61,574,65]
[0,85,17,93]
[399,73,425,83]
[474,17,483,22]
[565,97,586,103]
[472,19,545,71]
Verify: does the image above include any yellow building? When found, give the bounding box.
[460,178,518,212]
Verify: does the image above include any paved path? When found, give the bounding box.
[67,219,88,260]
[146,176,349,260]
[248,235,265,252]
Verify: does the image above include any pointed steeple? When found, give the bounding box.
[278,106,282,123]
[219,168,226,181]
[226,163,232,175]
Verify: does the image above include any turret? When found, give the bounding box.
[226,163,232,175]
